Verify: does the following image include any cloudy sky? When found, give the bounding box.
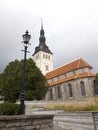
[0,0,98,73]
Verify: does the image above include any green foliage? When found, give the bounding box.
[0,60,21,102]
[94,73,98,94]
[0,103,20,115]
[0,58,48,102]
[25,58,48,100]
[96,73,98,85]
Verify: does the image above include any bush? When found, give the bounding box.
[0,103,20,115]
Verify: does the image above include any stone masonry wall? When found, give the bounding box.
[54,112,98,130]
[92,112,98,130]
[0,115,54,130]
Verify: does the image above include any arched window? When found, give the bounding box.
[93,80,98,95]
[50,88,53,100]
[68,84,73,97]
[80,81,86,96]
[57,86,61,98]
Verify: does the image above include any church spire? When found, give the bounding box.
[32,21,53,55]
[41,18,43,30]
[40,19,45,37]
[39,19,46,45]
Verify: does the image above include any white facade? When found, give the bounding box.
[33,51,53,75]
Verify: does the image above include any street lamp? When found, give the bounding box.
[19,30,31,114]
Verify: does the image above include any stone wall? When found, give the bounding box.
[0,115,54,130]
[92,112,98,130]
[46,75,95,101]
[54,112,98,130]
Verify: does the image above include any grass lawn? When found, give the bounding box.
[44,98,98,112]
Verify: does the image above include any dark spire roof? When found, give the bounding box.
[33,21,53,56]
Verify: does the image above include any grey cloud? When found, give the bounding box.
[0,0,98,73]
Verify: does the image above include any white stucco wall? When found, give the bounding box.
[33,51,53,75]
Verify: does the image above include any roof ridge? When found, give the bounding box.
[46,58,81,75]
[84,59,90,66]
[77,59,81,68]
[81,58,92,67]
[46,58,93,79]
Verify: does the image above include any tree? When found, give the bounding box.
[96,73,98,85]
[0,58,48,102]
[95,73,98,93]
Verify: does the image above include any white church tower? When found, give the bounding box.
[32,22,53,75]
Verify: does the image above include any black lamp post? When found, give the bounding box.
[19,30,31,115]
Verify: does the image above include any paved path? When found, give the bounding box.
[54,125,64,130]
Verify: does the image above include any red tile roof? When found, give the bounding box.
[48,72,95,87]
[46,58,92,79]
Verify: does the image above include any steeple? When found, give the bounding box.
[39,20,46,46]
[33,21,52,55]
[32,21,53,75]
[41,18,43,29]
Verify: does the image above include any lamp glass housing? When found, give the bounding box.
[22,30,31,46]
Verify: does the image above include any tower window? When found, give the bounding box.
[46,65,49,71]
[46,55,48,59]
[36,54,39,60]
[43,54,45,58]
[48,56,50,60]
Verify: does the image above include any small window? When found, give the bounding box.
[48,56,50,60]
[58,76,60,80]
[82,68,85,72]
[36,54,39,60]
[46,65,49,71]
[46,55,48,59]
[73,70,75,75]
[43,54,45,58]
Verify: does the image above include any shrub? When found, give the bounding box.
[0,102,20,115]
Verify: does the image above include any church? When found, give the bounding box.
[32,23,97,101]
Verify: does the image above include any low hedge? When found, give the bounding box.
[0,102,20,115]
